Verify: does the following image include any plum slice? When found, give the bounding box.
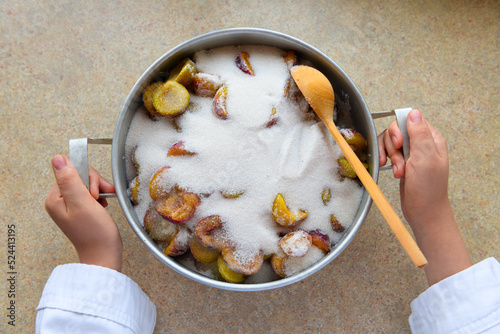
[220,190,245,199]
[167,141,196,157]
[213,86,229,119]
[309,230,331,253]
[266,106,278,128]
[321,188,331,206]
[272,193,308,227]
[163,228,190,256]
[131,146,140,170]
[235,51,254,76]
[129,176,140,205]
[167,58,197,87]
[330,214,345,233]
[284,50,298,70]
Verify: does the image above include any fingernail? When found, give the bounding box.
[409,109,423,123]
[52,156,67,170]
[391,135,398,146]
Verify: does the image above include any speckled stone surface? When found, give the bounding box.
[1,1,498,333]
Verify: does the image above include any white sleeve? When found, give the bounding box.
[36,263,156,334]
[409,257,500,333]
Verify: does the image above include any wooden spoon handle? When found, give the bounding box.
[322,117,428,268]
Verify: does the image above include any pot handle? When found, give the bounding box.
[371,107,412,171]
[68,137,117,198]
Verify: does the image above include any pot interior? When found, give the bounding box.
[112,28,378,291]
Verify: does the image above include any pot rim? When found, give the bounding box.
[112,27,377,291]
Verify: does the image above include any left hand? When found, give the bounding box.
[45,155,122,271]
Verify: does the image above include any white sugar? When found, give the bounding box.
[125,45,364,270]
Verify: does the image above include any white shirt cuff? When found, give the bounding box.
[36,263,156,333]
[409,257,500,333]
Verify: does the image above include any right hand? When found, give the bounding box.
[379,110,472,285]
[377,109,450,226]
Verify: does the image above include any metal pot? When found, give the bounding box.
[70,28,410,291]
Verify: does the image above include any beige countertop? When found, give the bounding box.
[1,1,498,333]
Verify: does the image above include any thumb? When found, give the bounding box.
[406,109,437,160]
[51,155,90,206]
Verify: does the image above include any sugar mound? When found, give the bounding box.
[125,45,364,272]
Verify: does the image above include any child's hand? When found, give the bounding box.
[378,109,449,226]
[45,155,122,272]
[378,110,471,285]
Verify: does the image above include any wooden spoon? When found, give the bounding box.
[291,65,427,269]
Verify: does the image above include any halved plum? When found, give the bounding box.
[149,166,171,201]
[190,235,220,263]
[279,230,312,257]
[152,80,190,117]
[143,208,178,242]
[195,215,227,250]
[221,247,264,275]
[155,189,200,223]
